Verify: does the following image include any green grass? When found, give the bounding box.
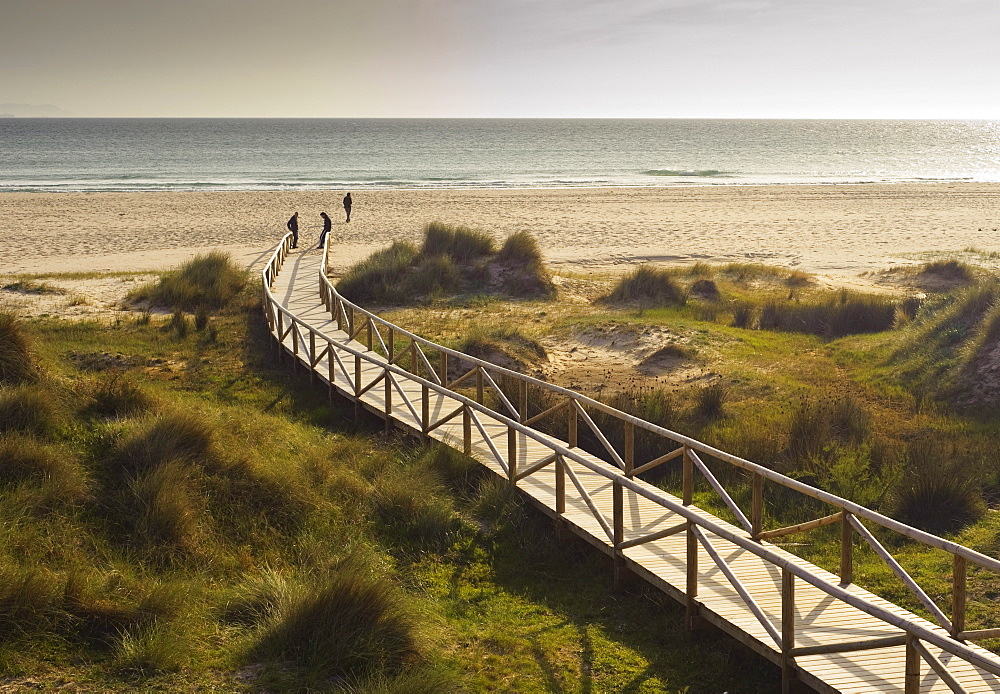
[0,269,785,691]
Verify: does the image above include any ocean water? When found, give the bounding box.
[1,118,999,192]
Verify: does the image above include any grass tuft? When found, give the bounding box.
[249,564,427,681]
[129,251,248,312]
[86,372,153,419]
[0,385,62,437]
[117,411,217,474]
[0,313,37,386]
[605,266,684,307]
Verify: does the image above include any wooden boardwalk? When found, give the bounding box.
[263,234,1000,693]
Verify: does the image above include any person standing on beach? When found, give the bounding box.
[287,212,299,248]
[318,212,331,249]
[343,192,352,223]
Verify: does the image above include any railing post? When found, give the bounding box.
[276,312,284,362]
[309,332,316,383]
[682,446,693,505]
[366,317,373,351]
[568,399,578,448]
[519,380,527,422]
[388,328,395,362]
[463,405,471,455]
[348,305,355,338]
[751,473,763,539]
[335,297,342,330]
[555,454,565,514]
[613,480,625,589]
[476,366,484,404]
[840,511,853,585]
[904,633,920,694]
[384,367,392,434]
[781,568,795,694]
[328,341,335,401]
[684,447,698,630]
[685,520,698,630]
[953,554,967,639]
[421,384,429,441]
[440,351,448,385]
[354,353,361,420]
[410,342,418,375]
[624,421,634,476]
[508,425,517,484]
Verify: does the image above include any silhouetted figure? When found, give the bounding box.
[318,212,331,249]
[287,212,299,248]
[343,192,352,223]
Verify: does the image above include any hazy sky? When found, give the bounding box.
[2,0,998,117]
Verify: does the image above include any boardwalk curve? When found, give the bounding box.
[262,233,1000,693]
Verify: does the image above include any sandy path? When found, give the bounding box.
[1,184,999,277]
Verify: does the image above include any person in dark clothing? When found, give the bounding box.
[287,212,299,248]
[343,192,352,223]
[318,212,331,249]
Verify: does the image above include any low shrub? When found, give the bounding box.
[0,313,37,386]
[787,395,870,464]
[130,251,248,312]
[249,566,426,681]
[605,267,684,307]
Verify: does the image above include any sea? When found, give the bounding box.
[1,118,999,193]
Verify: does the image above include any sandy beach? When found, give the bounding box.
[1,184,999,280]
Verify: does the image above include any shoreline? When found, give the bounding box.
[1,182,999,278]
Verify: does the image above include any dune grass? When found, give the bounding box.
[128,251,248,312]
[604,266,685,307]
[0,313,37,386]
[336,223,554,304]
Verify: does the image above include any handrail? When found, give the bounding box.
[260,234,1000,684]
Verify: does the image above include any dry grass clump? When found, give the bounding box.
[129,251,248,312]
[337,224,553,304]
[604,266,685,307]
[0,313,37,386]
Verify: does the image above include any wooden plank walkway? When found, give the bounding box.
[262,236,1000,693]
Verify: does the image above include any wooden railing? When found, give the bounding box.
[262,232,1000,691]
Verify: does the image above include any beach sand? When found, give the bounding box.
[1,184,999,279]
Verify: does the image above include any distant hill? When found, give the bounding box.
[0,103,74,117]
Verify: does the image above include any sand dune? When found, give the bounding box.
[1,184,999,277]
